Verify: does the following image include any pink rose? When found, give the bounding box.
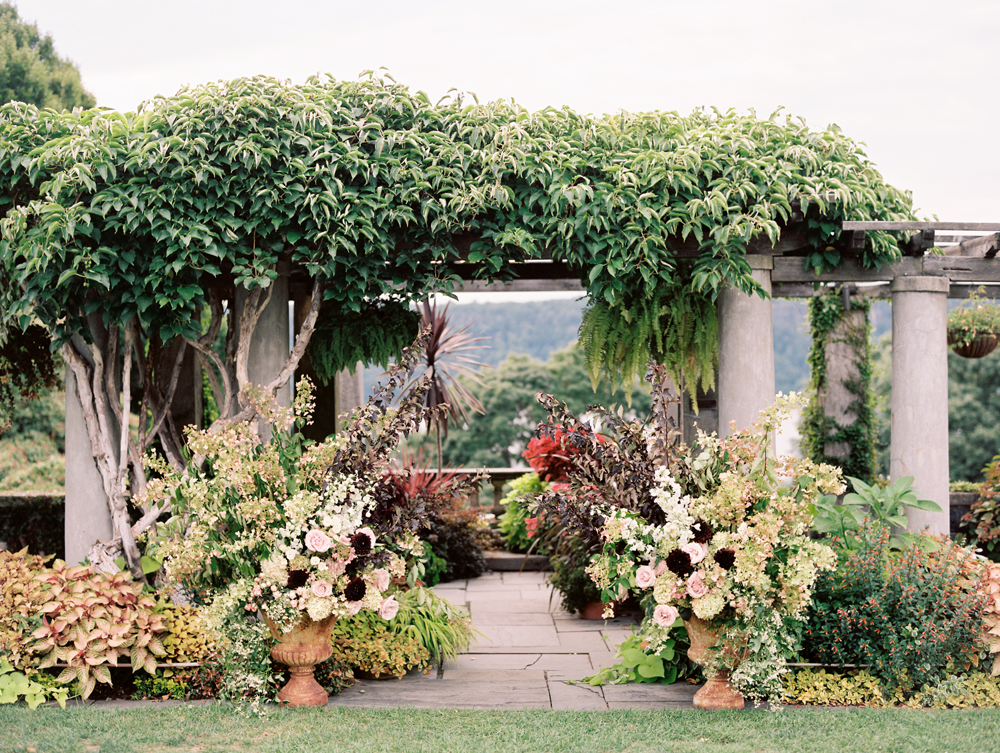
[347,599,364,616]
[653,604,680,628]
[378,596,399,621]
[311,580,333,598]
[681,541,708,565]
[653,560,668,577]
[635,565,657,589]
[304,529,332,553]
[373,568,391,592]
[686,572,709,599]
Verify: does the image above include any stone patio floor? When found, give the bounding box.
[330,569,701,710]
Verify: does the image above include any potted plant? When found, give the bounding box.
[947,287,1000,358]
[534,377,841,708]
[145,334,483,710]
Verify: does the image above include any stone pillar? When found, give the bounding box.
[334,366,365,430]
[820,305,867,464]
[64,325,119,566]
[236,267,290,439]
[890,276,950,535]
[717,255,775,437]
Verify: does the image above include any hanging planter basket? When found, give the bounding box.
[947,331,999,359]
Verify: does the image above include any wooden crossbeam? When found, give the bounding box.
[941,232,1000,259]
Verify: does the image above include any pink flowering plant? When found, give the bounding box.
[534,385,841,703]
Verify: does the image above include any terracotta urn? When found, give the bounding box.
[263,613,338,707]
[683,616,745,710]
[578,600,614,620]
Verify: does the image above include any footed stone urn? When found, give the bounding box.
[263,613,338,707]
[683,616,745,710]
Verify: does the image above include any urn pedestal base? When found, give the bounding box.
[683,616,745,711]
[263,613,338,707]
[693,670,745,710]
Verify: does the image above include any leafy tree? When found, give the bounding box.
[871,334,1000,482]
[0,3,93,432]
[0,4,94,109]
[948,349,1000,481]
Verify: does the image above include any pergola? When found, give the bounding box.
[455,221,1000,537]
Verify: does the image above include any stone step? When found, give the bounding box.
[483,550,551,572]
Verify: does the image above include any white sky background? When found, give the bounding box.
[15,0,998,226]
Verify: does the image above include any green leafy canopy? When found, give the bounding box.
[0,73,913,390]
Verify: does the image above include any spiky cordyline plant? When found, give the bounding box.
[401,300,488,469]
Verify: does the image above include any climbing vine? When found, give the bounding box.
[801,289,876,484]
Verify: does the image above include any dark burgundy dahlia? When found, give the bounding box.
[691,519,714,544]
[351,531,373,557]
[344,577,367,602]
[286,569,309,589]
[665,548,694,577]
[713,548,736,571]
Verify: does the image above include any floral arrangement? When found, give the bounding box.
[144,334,482,710]
[534,386,842,703]
[947,287,1000,349]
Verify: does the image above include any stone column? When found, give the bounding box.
[890,275,950,535]
[236,267,290,439]
[334,366,365,429]
[64,366,114,566]
[717,255,775,437]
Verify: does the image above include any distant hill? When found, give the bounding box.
[387,296,817,395]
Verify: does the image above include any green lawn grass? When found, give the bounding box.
[1,705,997,753]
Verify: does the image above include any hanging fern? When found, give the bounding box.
[307,298,421,384]
[579,282,718,403]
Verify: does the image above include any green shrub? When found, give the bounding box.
[498,472,552,554]
[419,507,489,582]
[393,587,473,666]
[802,522,986,693]
[583,630,696,686]
[330,609,429,679]
[548,532,603,615]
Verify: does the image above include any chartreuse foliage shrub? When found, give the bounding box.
[782,667,1000,708]
[0,75,913,400]
[498,472,550,554]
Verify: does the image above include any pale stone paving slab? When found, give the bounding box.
[547,673,609,711]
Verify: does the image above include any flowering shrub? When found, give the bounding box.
[535,389,841,703]
[965,452,1000,562]
[802,522,988,693]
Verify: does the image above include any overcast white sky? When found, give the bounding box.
[14,0,999,222]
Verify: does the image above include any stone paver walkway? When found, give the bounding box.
[333,570,700,710]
